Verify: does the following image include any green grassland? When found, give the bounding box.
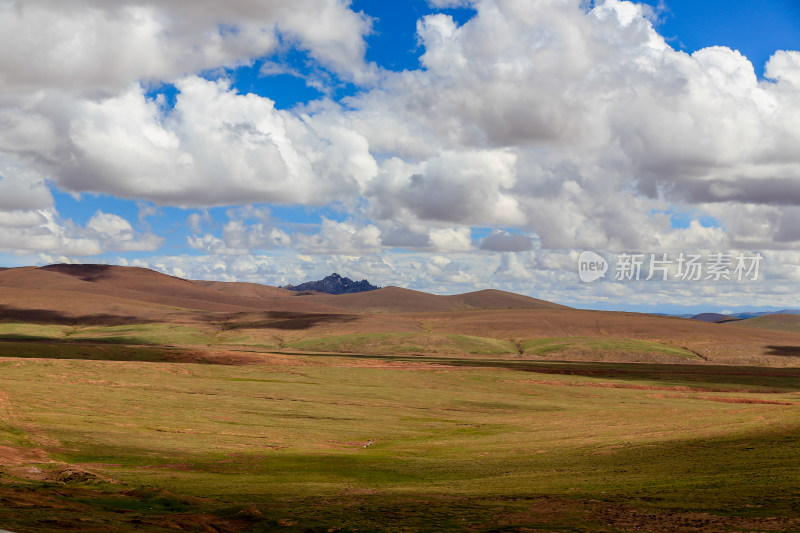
[0,322,706,362]
[522,336,700,359]
[0,342,799,531]
[289,332,518,355]
[0,322,276,349]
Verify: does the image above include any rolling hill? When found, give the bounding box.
[0,265,568,318]
[1,264,799,366]
[727,313,800,334]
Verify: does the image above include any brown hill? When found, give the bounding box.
[0,265,566,322]
[2,264,800,366]
[192,280,295,299]
[17,265,262,314]
[283,287,568,314]
[294,286,460,313]
[446,289,567,311]
[727,314,800,334]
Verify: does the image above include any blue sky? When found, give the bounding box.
[1,0,799,312]
[640,0,800,77]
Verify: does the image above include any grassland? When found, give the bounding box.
[521,336,700,360]
[289,332,518,355]
[0,322,258,347]
[0,322,711,362]
[0,340,799,532]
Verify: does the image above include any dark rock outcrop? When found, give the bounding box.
[285,273,379,295]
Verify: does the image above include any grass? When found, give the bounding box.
[522,336,700,359]
[0,345,798,531]
[733,315,800,333]
[289,332,701,360]
[64,323,215,345]
[0,321,281,349]
[289,332,518,355]
[0,322,704,364]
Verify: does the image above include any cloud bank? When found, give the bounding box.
[1,0,799,305]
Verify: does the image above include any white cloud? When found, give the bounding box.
[85,210,163,252]
[15,77,377,206]
[86,211,135,239]
[0,171,52,211]
[429,227,473,252]
[0,0,372,94]
[0,209,101,256]
[765,50,800,88]
[1,0,799,310]
[294,217,383,255]
[367,149,524,226]
[480,230,533,252]
[187,206,291,254]
[345,0,800,249]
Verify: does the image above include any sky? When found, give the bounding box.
[0,0,799,313]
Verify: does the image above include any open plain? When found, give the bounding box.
[0,265,798,532]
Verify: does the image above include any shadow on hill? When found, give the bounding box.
[765,346,800,357]
[0,305,157,326]
[38,263,116,282]
[217,311,360,331]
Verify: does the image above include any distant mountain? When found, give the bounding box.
[285,273,380,295]
[755,309,800,316]
[690,313,741,323]
[689,309,800,321]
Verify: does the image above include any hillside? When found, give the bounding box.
[0,264,799,366]
[727,313,800,333]
[0,265,567,318]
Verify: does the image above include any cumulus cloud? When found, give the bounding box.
[194,221,291,255]
[0,170,52,211]
[293,217,383,255]
[2,0,800,309]
[428,227,473,252]
[366,150,524,228]
[0,0,372,94]
[85,211,163,252]
[187,206,291,254]
[765,50,800,87]
[0,206,161,257]
[379,223,432,248]
[10,77,377,206]
[0,209,102,256]
[346,0,800,250]
[479,230,533,252]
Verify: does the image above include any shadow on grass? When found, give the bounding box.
[217,311,360,331]
[0,305,157,326]
[0,340,194,364]
[766,345,800,357]
[284,351,800,391]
